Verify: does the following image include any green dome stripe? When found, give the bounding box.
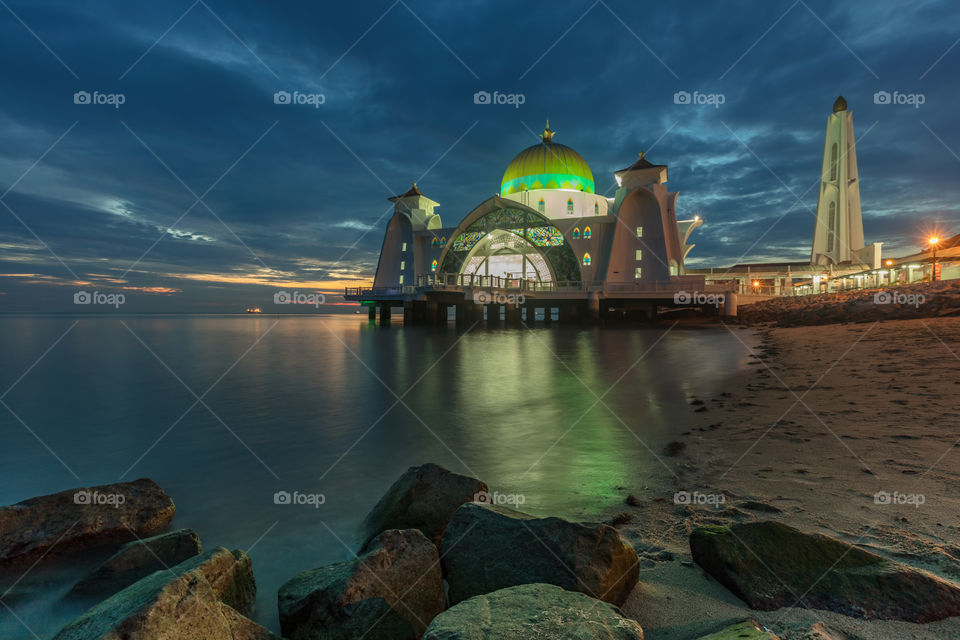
[501,142,594,195]
[501,173,595,195]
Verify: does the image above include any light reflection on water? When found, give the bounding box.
[0,314,753,636]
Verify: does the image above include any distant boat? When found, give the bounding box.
[245,307,262,314]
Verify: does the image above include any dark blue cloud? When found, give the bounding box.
[1,0,958,310]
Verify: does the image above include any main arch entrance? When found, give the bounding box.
[438,198,581,286]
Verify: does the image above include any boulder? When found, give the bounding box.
[279,528,444,640]
[696,620,780,639]
[53,547,272,640]
[69,528,203,596]
[0,478,175,568]
[440,502,639,606]
[690,521,960,622]
[422,583,644,639]
[359,463,487,549]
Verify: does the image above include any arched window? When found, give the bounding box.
[431,259,438,271]
[830,143,838,181]
[582,252,591,266]
[594,202,599,215]
[583,226,592,239]
[431,237,438,247]
[440,236,446,244]
[827,202,836,252]
[538,198,545,214]
[567,198,574,214]
[572,227,580,239]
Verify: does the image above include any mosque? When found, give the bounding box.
[347,98,907,322]
[348,120,705,322]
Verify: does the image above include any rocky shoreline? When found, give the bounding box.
[4,450,960,638]
[738,280,960,326]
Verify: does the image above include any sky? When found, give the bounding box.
[0,0,958,312]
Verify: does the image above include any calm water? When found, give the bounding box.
[0,314,753,637]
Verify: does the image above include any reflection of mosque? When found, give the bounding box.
[348,121,703,322]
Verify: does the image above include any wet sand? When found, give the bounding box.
[612,318,960,639]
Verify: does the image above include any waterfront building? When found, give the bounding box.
[351,121,706,322]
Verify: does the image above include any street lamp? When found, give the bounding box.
[928,236,941,281]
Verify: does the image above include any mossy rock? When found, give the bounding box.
[696,619,779,639]
[690,521,960,622]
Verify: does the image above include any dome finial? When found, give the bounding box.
[541,119,555,143]
[833,95,847,113]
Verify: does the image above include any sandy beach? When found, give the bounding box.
[612,317,960,639]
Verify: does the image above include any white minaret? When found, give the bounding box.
[811,96,866,265]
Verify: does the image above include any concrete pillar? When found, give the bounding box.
[560,303,579,323]
[722,291,738,317]
[367,305,376,320]
[378,303,391,325]
[588,292,601,323]
[403,301,413,323]
[505,303,522,326]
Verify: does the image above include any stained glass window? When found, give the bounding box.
[582,252,591,265]
[572,227,580,239]
[538,199,545,214]
[567,198,574,213]
[583,227,592,239]
[452,231,485,251]
[526,226,564,247]
[431,259,438,271]
[594,202,599,215]
[431,237,438,247]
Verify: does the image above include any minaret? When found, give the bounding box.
[811,96,865,265]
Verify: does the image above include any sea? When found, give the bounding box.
[0,313,753,637]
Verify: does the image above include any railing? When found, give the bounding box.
[415,273,548,291]
[344,286,396,297]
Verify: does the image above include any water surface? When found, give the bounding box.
[0,314,753,637]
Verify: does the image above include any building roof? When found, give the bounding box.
[500,122,595,196]
[833,95,848,113]
[388,182,425,201]
[616,152,666,173]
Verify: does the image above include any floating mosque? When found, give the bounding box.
[346,99,895,323]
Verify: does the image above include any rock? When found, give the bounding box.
[695,619,779,639]
[69,528,202,596]
[690,521,960,622]
[359,463,487,549]
[279,528,444,640]
[422,583,644,639]
[0,478,175,569]
[53,547,271,640]
[440,502,639,606]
